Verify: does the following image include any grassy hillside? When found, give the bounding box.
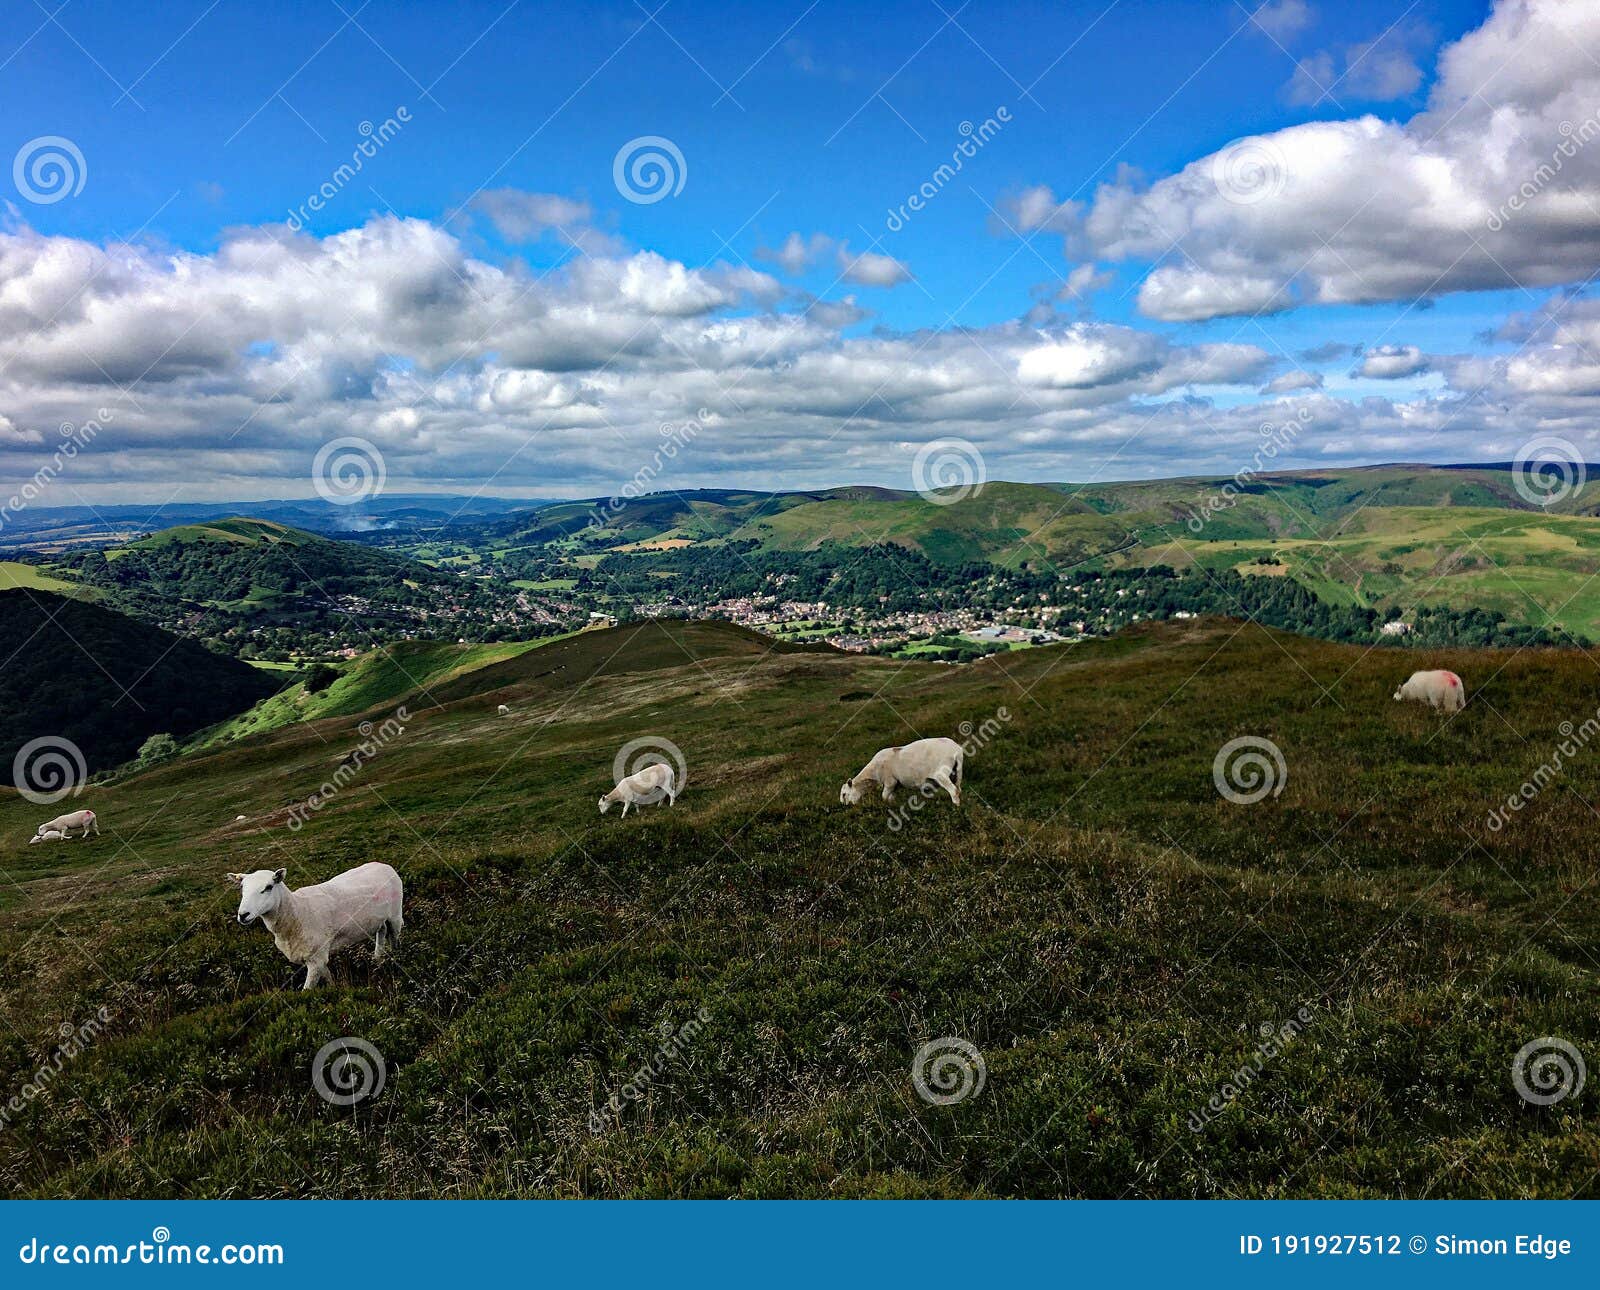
[0,618,1594,1197]
[480,466,1600,637]
[0,590,281,783]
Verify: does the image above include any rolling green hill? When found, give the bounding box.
[0,617,1594,1197]
[0,590,281,783]
[476,465,1600,638]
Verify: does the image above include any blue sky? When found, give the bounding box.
[2,0,1597,503]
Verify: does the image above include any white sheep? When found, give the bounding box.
[599,763,677,817]
[226,862,403,990]
[35,809,97,841]
[840,737,964,807]
[497,704,511,716]
[28,827,65,845]
[1394,669,1466,712]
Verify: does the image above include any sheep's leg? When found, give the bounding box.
[373,923,388,962]
[302,956,330,990]
[933,768,960,806]
[882,782,895,802]
[621,800,631,818]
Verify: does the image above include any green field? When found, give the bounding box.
[2,617,1596,1197]
[0,561,82,594]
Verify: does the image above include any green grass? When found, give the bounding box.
[1,617,1596,1198]
[0,561,82,594]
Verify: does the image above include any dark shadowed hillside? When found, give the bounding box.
[0,590,280,783]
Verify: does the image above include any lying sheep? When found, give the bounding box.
[599,763,677,817]
[1394,669,1466,713]
[35,809,97,841]
[28,827,65,845]
[227,862,403,990]
[841,737,964,807]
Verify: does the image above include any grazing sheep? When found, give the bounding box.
[35,809,97,841]
[599,763,677,817]
[28,827,65,845]
[841,737,964,807]
[226,862,403,990]
[1394,669,1466,712]
[497,704,511,716]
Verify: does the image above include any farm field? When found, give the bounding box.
[1,617,1595,1198]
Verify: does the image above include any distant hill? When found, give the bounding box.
[0,494,551,552]
[471,465,1600,637]
[0,590,280,784]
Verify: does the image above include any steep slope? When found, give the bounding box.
[0,589,280,782]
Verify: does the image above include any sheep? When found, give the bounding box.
[599,763,677,817]
[841,737,964,807]
[226,861,403,990]
[497,704,511,716]
[1394,669,1466,713]
[35,809,97,841]
[28,827,65,845]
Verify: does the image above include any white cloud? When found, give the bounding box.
[1027,0,1600,322]
[1249,0,1315,42]
[1356,345,1430,379]
[1263,370,1323,394]
[837,244,911,287]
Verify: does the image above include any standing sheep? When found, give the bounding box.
[599,763,677,817]
[1394,669,1466,712]
[227,862,403,990]
[34,809,97,841]
[841,737,964,807]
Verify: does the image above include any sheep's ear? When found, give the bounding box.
[224,872,244,885]
[272,867,287,883]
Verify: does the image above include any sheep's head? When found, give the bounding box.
[1392,686,1404,701]
[840,781,862,806]
[227,868,287,926]
[598,795,613,815]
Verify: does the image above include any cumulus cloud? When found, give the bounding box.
[1025,0,1600,322]
[757,232,911,287]
[1262,370,1323,394]
[837,244,911,287]
[1283,24,1430,106]
[0,215,1296,499]
[1355,345,1430,379]
[1249,0,1315,42]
